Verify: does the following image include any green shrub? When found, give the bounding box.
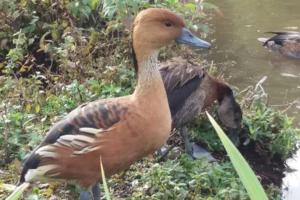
[244,103,299,160]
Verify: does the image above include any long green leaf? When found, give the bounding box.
[100,157,112,200]
[5,182,30,200]
[206,112,268,200]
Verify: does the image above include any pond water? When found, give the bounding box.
[208,0,300,125]
[283,143,300,200]
[208,0,300,199]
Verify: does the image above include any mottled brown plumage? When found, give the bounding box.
[158,57,242,160]
[159,57,242,130]
[19,8,210,197]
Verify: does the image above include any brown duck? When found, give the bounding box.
[258,31,300,59]
[17,8,211,200]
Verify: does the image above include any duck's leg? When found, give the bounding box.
[91,183,101,200]
[181,126,193,156]
[79,183,101,200]
[180,126,216,161]
[79,189,91,200]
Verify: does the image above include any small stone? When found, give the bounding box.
[49,195,59,200]
[39,183,49,189]
[132,179,139,187]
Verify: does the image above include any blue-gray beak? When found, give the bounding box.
[176,28,211,49]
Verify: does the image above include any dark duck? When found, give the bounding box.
[258,31,300,59]
[159,57,242,159]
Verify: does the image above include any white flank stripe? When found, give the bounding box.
[72,140,86,148]
[36,145,55,154]
[79,127,104,135]
[73,146,99,155]
[75,135,94,143]
[59,135,76,141]
[37,151,58,158]
[257,37,268,43]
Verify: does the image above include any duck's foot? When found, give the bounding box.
[181,127,216,162]
[79,190,91,200]
[190,143,216,161]
[79,183,101,200]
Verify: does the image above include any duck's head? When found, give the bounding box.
[217,95,242,130]
[217,95,242,146]
[133,8,211,60]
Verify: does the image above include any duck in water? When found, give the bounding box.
[258,31,300,59]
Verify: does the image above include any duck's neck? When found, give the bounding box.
[133,50,164,97]
[204,76,232,107]
[211,78,233,104]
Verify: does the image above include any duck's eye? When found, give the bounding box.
[165,22,172,27]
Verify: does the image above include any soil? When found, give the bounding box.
[238,142,285,187]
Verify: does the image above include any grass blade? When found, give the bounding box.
[5,182,30,200]
[206,111,268,200]
[100,157,112,200]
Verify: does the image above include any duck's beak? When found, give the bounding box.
[227,128,241,147]
[176,28,211,49]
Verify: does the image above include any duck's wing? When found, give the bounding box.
[20,98,129,184]
[264,31,300,46]
[159,57,205,117]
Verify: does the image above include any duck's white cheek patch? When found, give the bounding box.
[25,165,59,182]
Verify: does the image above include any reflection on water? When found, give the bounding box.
[283,145,300,199]
[208,0,300,199]
[209,0,300,126]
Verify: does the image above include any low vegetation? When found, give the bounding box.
[0,0,299,199]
